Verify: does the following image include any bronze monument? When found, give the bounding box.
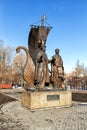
[16,16,64,90]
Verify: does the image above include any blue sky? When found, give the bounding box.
[0,0,87,73]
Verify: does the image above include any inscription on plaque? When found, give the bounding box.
[47,95,60,101]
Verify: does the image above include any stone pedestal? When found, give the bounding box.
[22,90,72,110]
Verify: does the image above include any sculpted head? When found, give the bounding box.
[40,44,46,52]
[55,48,60,54]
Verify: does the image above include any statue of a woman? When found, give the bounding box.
[34,44,49,89]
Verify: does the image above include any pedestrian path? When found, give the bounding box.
[0,101,87,130]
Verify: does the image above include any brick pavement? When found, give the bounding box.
[0,101,87,130]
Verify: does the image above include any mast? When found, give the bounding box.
[41,15,46,26]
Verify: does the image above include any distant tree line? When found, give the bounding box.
[65,60,87,89]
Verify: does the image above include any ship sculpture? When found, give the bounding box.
[16,16,64,90]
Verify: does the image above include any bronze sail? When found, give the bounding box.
[28,16,52,65]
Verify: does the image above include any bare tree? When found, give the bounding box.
[0,41,15,83]
[75,60,85,77]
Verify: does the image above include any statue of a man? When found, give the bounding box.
[34,44,49,89]
[51,48,64,87]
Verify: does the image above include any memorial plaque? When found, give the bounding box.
[47,95,60,101]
